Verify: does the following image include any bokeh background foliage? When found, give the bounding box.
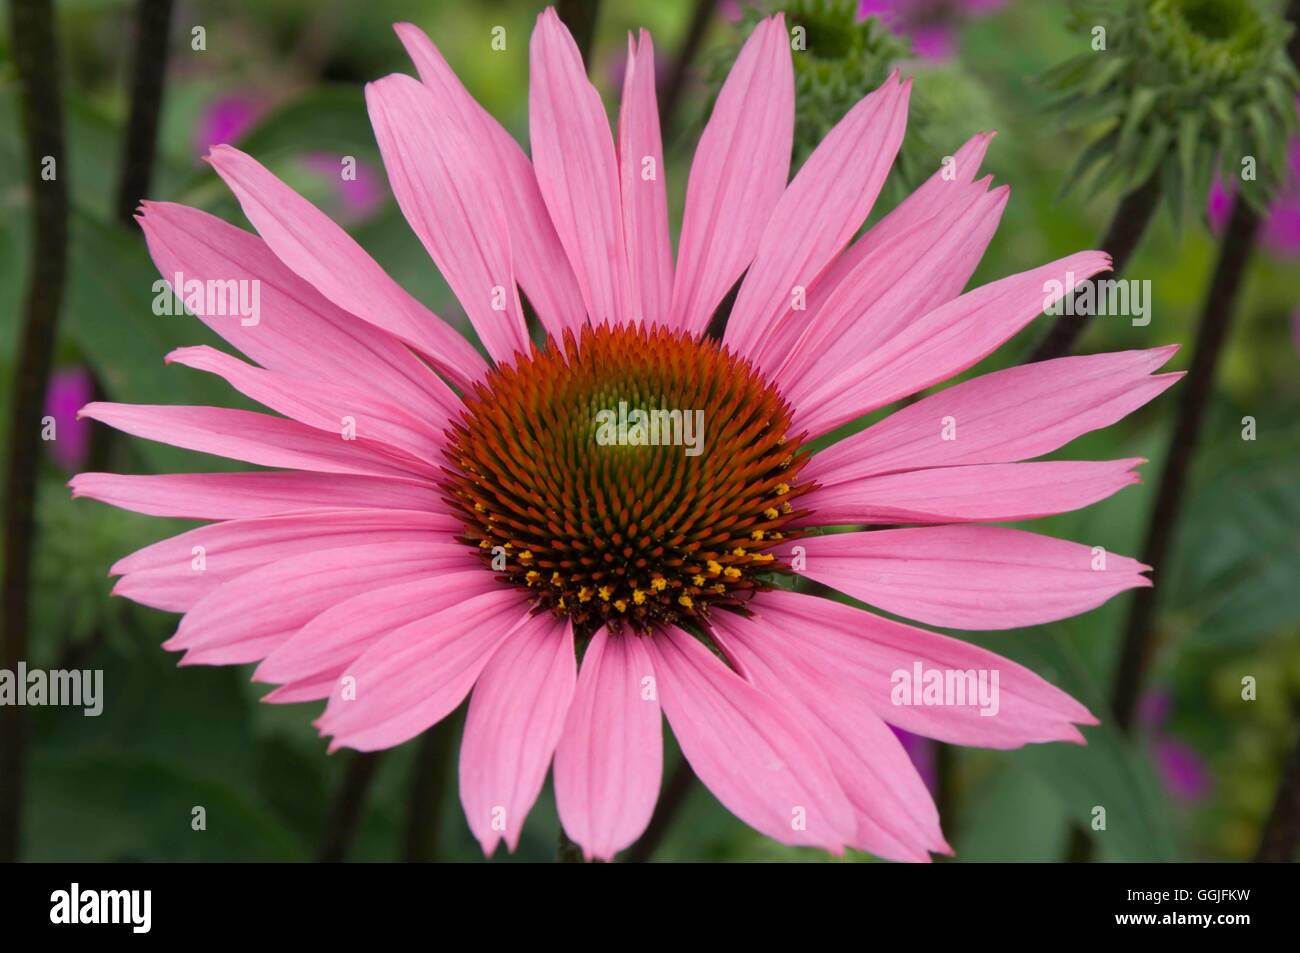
[0,0,1297,862]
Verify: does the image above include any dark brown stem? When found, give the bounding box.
[402,711,460,862]
[1255,710,1300,863]
[0,0,69,865]
[555,0,600,64]
[659,0,715,140]
[115,0,174,226]
[624,756,697,862]
[1027,171,1162,363]
[318,752,383,862]
[1110,199,1259,733]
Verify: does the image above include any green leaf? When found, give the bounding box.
[1166,421,1300,651]
[991,624,1182,862]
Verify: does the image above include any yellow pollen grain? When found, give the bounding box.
[473,502,485,512]
[478,540,490,549]
[518,550,533,563]
[633,590,647,605]
[731,547,746,557]
[723,566,742,579]
[578,586,593,602]
[753,552,775,563]
[650,576,667,591]
[763,507,779,520]
[692,574,706,586]
[557,597,566,610]
[706,559,722,575]
[598,586,612,601]
[751,529,765,540]
[551,571,562,586]
[781,501,793,514]
[525,570,540,585]
[677,595,693,609]
[776,482,790,496]
[614,599,628,613]
[712,584,726,594]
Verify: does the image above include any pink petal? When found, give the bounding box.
[255,569,499,687]
[166,346,445,464]
[762,133,997,376]
[165,542,475,662]
[765,177,1007,386]
[788,525,1151,630]
[669,15,793,335]
[618,31,674,326]
[203,149,487,389]
[806,347,1182,485]
[460,614,576,855]
[804,131,996,319]
[394,22,586,341]
[725,72,910,359]
[366,74,530,363]
[645,626,856,851]
[529,8,629,327]
[711,611,948,861]
[137,201,463,411]
[110,509,460,613]
[751,590,1096,748]
[793,251,1113,436]
[78,403,431,480]
[554,628,662,861]
[261,672,343,705]
[315,587,534,752]
[801,458,1145,524]
[69,471,438,520]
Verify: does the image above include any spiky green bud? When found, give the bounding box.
[708,0,927,200]
[1045,0,1300,223]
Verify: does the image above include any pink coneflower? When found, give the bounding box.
[74,9,1178,861]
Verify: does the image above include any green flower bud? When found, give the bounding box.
[708,0,929,200]
[1045,0,1300,224]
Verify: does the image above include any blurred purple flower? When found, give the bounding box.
[1139,688,1212,803]
[194,93,263,159]
[1154,738,1213,801]
[302,153,384,220]
[858,0,1006,61]
[43,366,93,471]
[1208,116,1300,259]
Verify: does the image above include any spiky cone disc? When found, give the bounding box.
[442,324,814,637]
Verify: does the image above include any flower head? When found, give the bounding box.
[74,7,1179,861]
[1046,0,1300,215]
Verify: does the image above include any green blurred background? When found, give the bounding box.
[0,0,1297,861]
